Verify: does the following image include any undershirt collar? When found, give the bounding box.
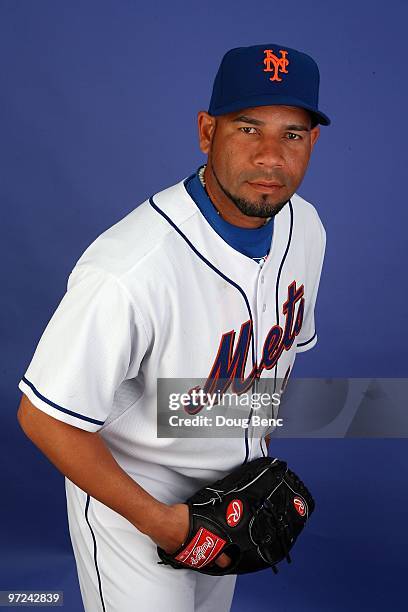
[184,167,274,262]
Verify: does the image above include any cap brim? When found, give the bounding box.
[209,94,331,126]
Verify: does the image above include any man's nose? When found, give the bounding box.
[252,138,285,168]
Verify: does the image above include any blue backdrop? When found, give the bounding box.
[1,1,407,610]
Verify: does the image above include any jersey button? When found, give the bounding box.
[262,304,267,312]
[261,275,265,284]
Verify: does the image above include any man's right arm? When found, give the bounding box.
[16,394,188,552]
[17,395,231,568]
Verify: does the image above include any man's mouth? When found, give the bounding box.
[247,181,284,192]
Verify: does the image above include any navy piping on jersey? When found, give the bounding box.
[21,376,105,426]
[84,496,106,612]
[275,200,294,326]
[270,202,316,364]
[297,331,317,347]
[149,195,255,464]
[273,200,294,394]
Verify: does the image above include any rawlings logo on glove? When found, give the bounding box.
[226,500,243,526]
[157,456,315,575]
[293,496,307,516]
[174,528,226,568]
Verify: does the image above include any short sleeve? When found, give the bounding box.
[296,216,326,353]
[18,265,149,432]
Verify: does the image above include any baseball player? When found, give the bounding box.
[17,43,329,612]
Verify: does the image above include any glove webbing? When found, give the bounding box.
[261,498,292,574]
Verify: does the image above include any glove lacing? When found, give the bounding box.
[261,499,292,574]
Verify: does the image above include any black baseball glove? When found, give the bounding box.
[157,456,315,575]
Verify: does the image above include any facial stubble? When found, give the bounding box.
[210,159,289,219]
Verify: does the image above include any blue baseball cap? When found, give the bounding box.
[208,44,330,126]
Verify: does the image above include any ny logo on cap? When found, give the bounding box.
[263,49,289,82]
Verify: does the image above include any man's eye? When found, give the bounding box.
[286,132,302,140]
[239,127,258,135]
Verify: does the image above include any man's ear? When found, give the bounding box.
[197,111,217,155]
[310,125,320,150]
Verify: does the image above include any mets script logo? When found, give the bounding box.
[263,48,289,82]
[226,499,243,527]
[293,496,307,517]
[203,280,304,397]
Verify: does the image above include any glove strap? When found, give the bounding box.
[174,527,227,569]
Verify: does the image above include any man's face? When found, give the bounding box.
[198,105,320,218]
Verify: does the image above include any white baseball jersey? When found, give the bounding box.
[18,174,325,475]
[18,173,325,611]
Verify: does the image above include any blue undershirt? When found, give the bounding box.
[184,167,274,263]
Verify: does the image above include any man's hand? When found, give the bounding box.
[150,503,231,568]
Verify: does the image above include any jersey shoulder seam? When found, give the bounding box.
[70,263,150,346]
